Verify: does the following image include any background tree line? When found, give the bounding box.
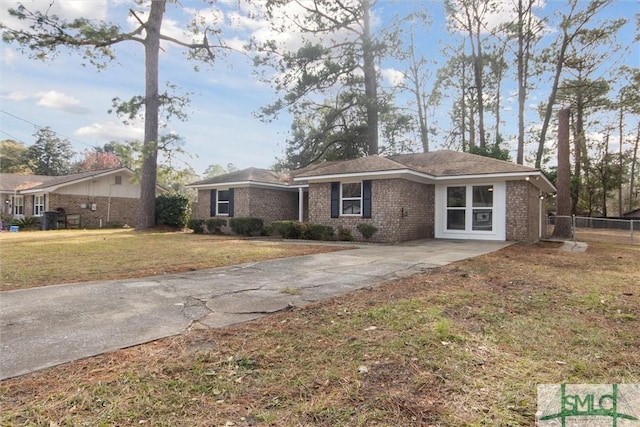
[0,130,234,192]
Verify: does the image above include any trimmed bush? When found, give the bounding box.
[337,226,353,241]
[303,223,334,240]
[229,217,264,236]
[206,218,227,234]
[356,223,378,240]
[188,219,205,234]
[270,221,302,239]
[156,192,191,229]
[270,221,334,241]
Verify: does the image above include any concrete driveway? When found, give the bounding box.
[0,239,510,380]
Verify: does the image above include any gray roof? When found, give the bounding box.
[0,174,57,192]
[189,167,293,186]
[294,150,538,178]
[187,151,551,191]
[293,155,406,178]
[389,150,538,176]
[1,168,131,192]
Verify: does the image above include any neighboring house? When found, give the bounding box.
[0,168,156,228]
[187,150,556,243]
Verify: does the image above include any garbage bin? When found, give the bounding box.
[42,211,59,230]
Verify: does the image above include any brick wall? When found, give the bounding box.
[194,190,212,219]
[308,179,434,243]
[47,193,138,228]
[195,187,299,224]
[506,180,540,243]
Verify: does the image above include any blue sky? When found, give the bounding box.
[1,0,638,177]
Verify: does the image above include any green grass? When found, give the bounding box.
[1,240,638,426]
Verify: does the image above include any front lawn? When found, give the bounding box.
[1,240,638,426]
[0,229,345,291]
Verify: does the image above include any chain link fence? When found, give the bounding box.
[545,215,639,245]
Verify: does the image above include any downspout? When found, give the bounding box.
[539,191,544,240]
[298,187,304,222]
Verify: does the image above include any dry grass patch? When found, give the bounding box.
[1,241,638,426]
[0,229,346,290]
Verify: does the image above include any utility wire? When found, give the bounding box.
[0,109,98,149]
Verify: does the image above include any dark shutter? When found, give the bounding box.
[32,195,35,215]
[330,182,340,218]
[363,180,372,218]
[228,188,234,217]
[210,189,217,217]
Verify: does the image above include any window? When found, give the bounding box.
[472,185,493,230]
[331,181,371,219]
[446,187,466,230]
[114,175,122,185]
[11,196,24,217]
[341,182,362,215]
[217,190,230,215]
[33,195,45,216]
[446,185,493,231]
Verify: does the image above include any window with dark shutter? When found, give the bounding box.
[330,182,340,218]
[228,188,234,217]
[362,180,372,218]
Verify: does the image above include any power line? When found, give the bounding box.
[0,129,29,145]
[0,109,98,149]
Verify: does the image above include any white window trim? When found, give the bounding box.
[216,189,230,216]
[33,194,45,216]
[11,195,24,217]
[340,182,362,217]
[435,183,506,241]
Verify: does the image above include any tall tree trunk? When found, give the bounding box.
[466,7,486,149]
[536,29,570,168]
[137,0,165,230]
[516,0,533,165]
[362,0,378,155]
[553,108,573,239]
[602,131,610,217]
[630,122,639,210]
[618,103,624,216]
[572,92,586,216]
[461,59,468,151]
[408,32,429,152]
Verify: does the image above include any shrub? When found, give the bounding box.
[206,218,227,234]
[270,221,335,241]
[229,217,264,236]
[270,221,302,239]
[303,223,334,240]
[10,216,39,230]
[337,226,353,241]
[156,192,191,229]
[356,223,378,240]
[188,219,205,234]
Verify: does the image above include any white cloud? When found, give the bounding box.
[36,91,90,114]
[1,48,16,66]
[5,91,29,101]
[75,120,144,141]
[447,0,547,35]
[381,68,406,87]
[55,1,109,21]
